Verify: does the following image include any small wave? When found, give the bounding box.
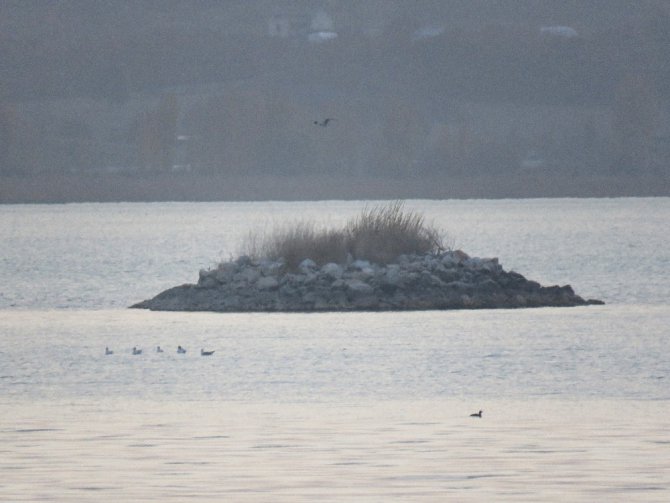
[15,428,63,433]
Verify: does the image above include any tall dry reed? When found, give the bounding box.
[241,201,447,269]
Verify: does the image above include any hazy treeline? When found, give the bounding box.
[0,0,669,186]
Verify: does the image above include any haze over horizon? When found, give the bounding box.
[1,0,669,202]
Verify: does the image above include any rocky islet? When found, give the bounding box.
[131,250,603,312]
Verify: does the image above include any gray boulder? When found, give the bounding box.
[257,276,279,290]
[298,258,317,273]
[321,262,344,279]
[345,279,374,296]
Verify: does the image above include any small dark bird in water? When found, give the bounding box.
[132,347,142,355]
[156,346,164,353]
[201,349,215,356]
[105,347,113,355]
[470,410,483,418]
[177,345,186,354]
[313,118,335,127]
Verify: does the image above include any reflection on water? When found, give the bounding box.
[2,400,669,502]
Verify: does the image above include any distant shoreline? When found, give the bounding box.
[1,173,668,203]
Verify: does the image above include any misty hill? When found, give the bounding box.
[2,0,666,103]
[1,0,669,200]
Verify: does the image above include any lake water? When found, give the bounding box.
[1,198,669,501]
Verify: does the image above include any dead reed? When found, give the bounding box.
[242,201,447,269]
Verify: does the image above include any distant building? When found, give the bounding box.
[540,26,578,38]
[520,150,546,171]
[308,9,337,43]
[412,25,445,42]
[267,7,337,43]
[311,9,334,32]
[173,135,192,172]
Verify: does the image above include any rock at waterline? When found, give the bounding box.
[130,250,604,312]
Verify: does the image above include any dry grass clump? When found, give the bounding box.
[247,222,348,269]
[243,201,447,269]
[345,201,444,265]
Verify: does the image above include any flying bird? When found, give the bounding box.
[313,118,335,127]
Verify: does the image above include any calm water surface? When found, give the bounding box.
[1,198,669,501]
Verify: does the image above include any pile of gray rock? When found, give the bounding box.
[131,250,603,312]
